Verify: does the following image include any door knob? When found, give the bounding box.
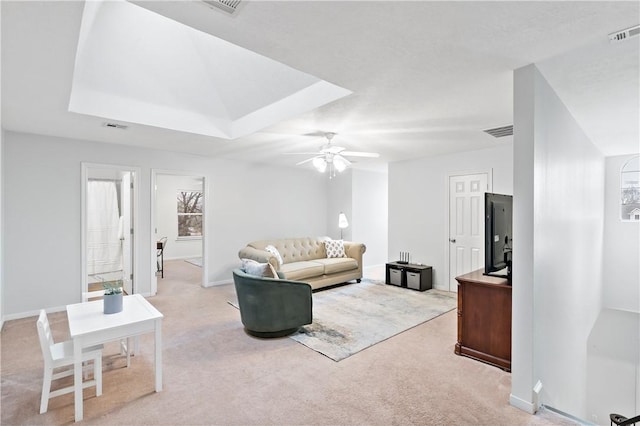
[449,238,456,243]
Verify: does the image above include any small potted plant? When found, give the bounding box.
[103,281,123,314]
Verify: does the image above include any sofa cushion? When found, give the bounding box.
[241,258,279,279]
[279,261,325,281]
[249,237,327,263]
[325,239,346,258]
[313,257,358,274]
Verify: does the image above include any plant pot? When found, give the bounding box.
[104,293,123,314]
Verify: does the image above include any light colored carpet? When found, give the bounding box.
[1,261,576,425]
[291,280,456,361]
[184,257,202,267]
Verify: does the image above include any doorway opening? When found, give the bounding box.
[446,170,491,292]
[151,170,207,295]
[81,163,139,297]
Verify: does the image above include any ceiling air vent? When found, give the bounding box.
[483,125,513,138]
[609,25,640,43]
[201,0,242,15]
[103,122,128,130]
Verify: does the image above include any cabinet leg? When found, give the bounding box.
[356,279,361,283]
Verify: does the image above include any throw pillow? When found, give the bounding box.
[325,239,346,258]
[241,258,279,279]
[264,245,284,266]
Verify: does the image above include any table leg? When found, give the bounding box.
[155,320,163,392]
[73,338,83,422]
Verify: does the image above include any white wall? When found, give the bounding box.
[0,127,3,330]
[0,2,4,330]
[326,170,352,241]
[2,131,328,318]
[352,169,388,268]
[584,154,640,424]
[388,144,513,289]
[325,169,388,269]
[511,64,536,413]
[602,154,640,312]
[512,64,606,419]
[156,174,203,260]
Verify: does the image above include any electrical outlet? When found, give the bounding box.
[592,414,598,423]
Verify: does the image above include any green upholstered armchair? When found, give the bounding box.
[232,269,312,338]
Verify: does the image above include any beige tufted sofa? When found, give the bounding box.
[238,237,366,290]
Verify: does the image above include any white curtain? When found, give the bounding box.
[87,181,122,275]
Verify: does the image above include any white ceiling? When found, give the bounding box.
[2,1,639,173]
[69,0,352,140]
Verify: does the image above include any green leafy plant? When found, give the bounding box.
[102,280,123,296]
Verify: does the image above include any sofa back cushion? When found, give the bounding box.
[249,237,327,264]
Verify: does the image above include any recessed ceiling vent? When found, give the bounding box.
[483,125,513,138]
[103,122,128,130]
[609,25,640,43]
[201,0,242,15]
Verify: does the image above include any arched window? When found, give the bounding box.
[621,155,640,221]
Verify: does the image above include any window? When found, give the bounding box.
[177,191,203,237]
[621,155,640,222]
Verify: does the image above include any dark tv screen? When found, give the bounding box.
[484,192,513,279]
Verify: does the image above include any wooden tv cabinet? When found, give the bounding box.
[454,269,511,371]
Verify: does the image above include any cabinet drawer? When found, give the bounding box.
[406,271,421,290]
[389,268,402,285]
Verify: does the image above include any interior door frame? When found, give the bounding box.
[444,168,493,292]
[151,169,208,295]
[81,162,141,296]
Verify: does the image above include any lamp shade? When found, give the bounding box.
[312,157,327,173]
[338,212,349,229]
[333,155,347,172]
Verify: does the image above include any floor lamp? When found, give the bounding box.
[338,212,349,240]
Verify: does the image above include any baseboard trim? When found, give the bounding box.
[363,264,385,271]
[3,305,68,322]
[541,405,592,425]
[164,255,202,261]
[205,279,233,288]
[510,394,536,414]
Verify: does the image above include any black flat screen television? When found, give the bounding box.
[484,192,513,281]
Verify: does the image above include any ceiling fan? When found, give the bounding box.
[287,132,379,178]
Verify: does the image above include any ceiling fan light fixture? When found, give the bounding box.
[333,156,348,172]
[313,157,327,173]
[288,132,379,178]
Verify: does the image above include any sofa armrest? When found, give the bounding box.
[343,241,366,259]
[238,246,279,270]
[343,242,366,271]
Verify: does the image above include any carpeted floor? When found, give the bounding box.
[1,261,576,425]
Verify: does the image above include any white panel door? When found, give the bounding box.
[121,172,134,295]
[448,173,488,292]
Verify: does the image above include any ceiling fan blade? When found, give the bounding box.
[335,154,352,166]
[284,152,323,155]
[341,151,380,158]
[295,156,321,166]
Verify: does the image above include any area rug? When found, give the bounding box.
[185,257,202,267]
[229,279,456,361]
